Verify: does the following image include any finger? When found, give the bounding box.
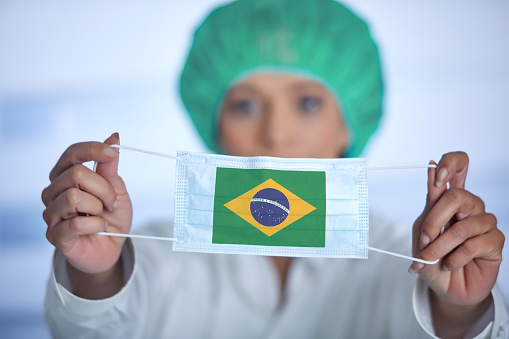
[435,152,469,189]
[420,188,485,250]
[425,160,448,210]
[46,216,107,250]
[414,160,447,258]
[441,229,504,271]
[43,188,104,228]
[95,133,124,192]
[50,139,119,182]
[42,164,118,212]
[418,213,497,263]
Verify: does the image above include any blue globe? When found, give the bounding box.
[250,188,290,227]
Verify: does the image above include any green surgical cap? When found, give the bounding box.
[180,0,383,157]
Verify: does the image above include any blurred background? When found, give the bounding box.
[0,0,507,337]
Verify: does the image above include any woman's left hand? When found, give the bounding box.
[411,152,505,337]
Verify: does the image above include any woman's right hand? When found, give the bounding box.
[42,133,133,276]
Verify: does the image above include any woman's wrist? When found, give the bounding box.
[67,257,125,300]
[430,288,494,339]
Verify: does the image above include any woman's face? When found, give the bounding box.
[218,73,349,158]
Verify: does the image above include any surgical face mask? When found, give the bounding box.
[173,151,368,258]
[98,145,438,265]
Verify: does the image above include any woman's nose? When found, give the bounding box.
[261,100,298,153]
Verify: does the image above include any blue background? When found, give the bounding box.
[1,0,508,337]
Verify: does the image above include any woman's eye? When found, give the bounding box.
[229,99,260,116]
[298,96,322,114]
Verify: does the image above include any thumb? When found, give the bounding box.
[424,160,448,212]
[96,133,125,192]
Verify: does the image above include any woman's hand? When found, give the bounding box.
[411,152,505,338]
[42,133,133,280]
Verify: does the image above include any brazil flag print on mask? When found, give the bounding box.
[173,152,368,258]
[212,168,326,247]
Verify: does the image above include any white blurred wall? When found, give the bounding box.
[0,1,507,337]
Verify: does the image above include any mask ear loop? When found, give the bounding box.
[97,231,178,242]
[97,144,439,265]
[367,246,438,265]
[364,163,440,265]
[96,144,181,241]
[109,144,182,160]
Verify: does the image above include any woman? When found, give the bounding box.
[43,0,507,338]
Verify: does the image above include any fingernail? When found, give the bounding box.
[435,168,448,187]
[408,262,424,274]
[103,146,119,157]
[104,221,108,231]
[111,132,119,140]
[420,234,430,249]
[113,200,118,210]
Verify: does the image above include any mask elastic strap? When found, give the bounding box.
[96,144,180,240]
[91,144,179,172]
[96,232,437,265]
[365,164,437,171]
[110,144,181,160]
[364,163,439,265]
[367,246,438,265]
[109,144,439,171]
[97,231,178,242]
[98,144,439,265]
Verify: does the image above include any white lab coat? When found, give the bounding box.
[44,216,508,338]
